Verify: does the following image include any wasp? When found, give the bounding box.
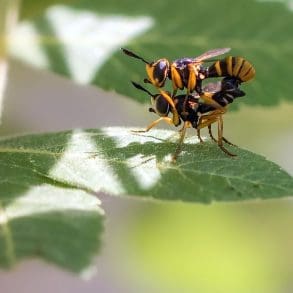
[131,77,245,161]
[121,47,231,125]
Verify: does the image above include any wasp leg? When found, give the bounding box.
[181,64,197,117]
[217,115,236,157]
[209,131,237,147]
[208,125,217,143]
[159,90,180,127]
[200,92,223,110]
[209,124,236,146]
[197,109,236,156]
[203,113,236,147]
[197,115,219,145]
[222,136,237,147]
[132,117,174,133]
[197,129,204,143]
[180,91,191,118]
[170,65,183,94]
[197,108,226,130]
[172,121,190,162]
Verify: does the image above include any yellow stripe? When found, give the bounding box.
[239,61,252,81]
[233,57,244,76]
[226,56,233,76]
[214,61,222,76]
[171,66,183,90]
[187,65,196,91]
[248,67,256,80]
[242,66,256,81]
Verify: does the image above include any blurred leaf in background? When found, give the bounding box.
[0,0,20,121]
[120,201,293,293]
[10,0,293,107]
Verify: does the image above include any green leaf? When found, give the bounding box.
[93,127,293,202]
[0,131,104,272]
[1,127,292,203]
[11,0,293,107]
[1,127,292,269]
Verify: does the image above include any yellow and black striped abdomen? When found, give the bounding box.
[207,56,255,82]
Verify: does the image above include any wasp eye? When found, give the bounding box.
[152,59,169,87]
[158,60,168,70]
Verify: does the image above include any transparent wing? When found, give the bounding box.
[193,48,231,63]
[203,81,222,93]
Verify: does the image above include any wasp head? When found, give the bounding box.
[131,81,170,117]
[151,92,170,116]
[146,59,170,88]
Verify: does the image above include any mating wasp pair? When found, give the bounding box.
[122,47,255,125]
[122,47,255,161]
[131,77,245,160]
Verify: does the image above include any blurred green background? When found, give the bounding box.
[1,0,293,292]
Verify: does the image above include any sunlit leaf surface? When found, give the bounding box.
[10,0,293,107]
[1,128,292,202]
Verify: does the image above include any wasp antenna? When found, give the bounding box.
[121,48,150,64]
[131,81,154,97]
